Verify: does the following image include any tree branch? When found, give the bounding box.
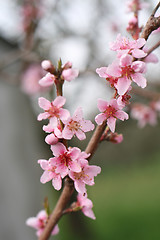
[37,3,160,240]
[38,177,74,240]
[140,2,160,40]
[145,39,160,56]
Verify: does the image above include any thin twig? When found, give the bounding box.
[131,87,160,100]
[145,39,160,56]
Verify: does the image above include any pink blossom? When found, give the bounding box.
[131,104,157,128]
[95,98,129,132]
[109,34,147,58]
[62,68,79,82]
[143,47,159,63]
[41,60,53,71]
[77,194,96,220]
[96,67,109,78]
[21,64,48,95]
[69,160,101,194]
[126,0,149,13]
[107,54,147,95]
[151,100,160,112]
[38,159,62,190]
[117,86,132,108]
[62,107,94,140]
[43,118,63,145]
[50,143,82,178]
[37,96,70,123]
[96,67,118,88]
[39,73,56,87]
[45,133,59,145]
[26,210,59,237]
[108,132,123,144]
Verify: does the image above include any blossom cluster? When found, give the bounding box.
[37,95,100,195]
[131,100,160,128]
[36,61,102,222]
[95,35,149,133]
[39,60,79,87]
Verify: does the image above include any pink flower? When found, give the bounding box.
[38,159,62,190]
[117,86,132,108]
[95,98,129,132]
[69,160,101,194]
[26,210,59,237]
[39,73,56,87]
[108,132,123,144]
[126,0,149,13]
[96,67,109,78]
[131,104,157,128]
[37,96,70,123]
[77,194,96,220]
[110,34,147,58]
[96,67,118,88]
[43,118,63,145]
[62,68,79,82]
[21,64,48,95]
[50,143,82,178]
[107,54,147,95]
[62,107,94,140]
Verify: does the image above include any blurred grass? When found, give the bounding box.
[56,153,160,240]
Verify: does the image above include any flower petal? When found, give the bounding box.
[131,73,147,88]
[115,77,131,95]
[95,113,106,125]
[107,116,116,132]
[51,142,66,156]
[38,97,51,110]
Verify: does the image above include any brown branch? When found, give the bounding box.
[85,121,107,160]
[140,2,160,40]
[39,177,74,240]
[131,87,160,100]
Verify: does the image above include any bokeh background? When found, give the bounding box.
[0,0,160,239]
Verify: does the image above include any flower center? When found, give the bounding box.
[68,119,81,131]
[46,103,60,118]
[121,66,134,78]
[59,153,71,167]
[105,106,116,118]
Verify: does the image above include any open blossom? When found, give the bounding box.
[38,159,62,190]
[37,96,70,123]
[26,210,59,237]
[107,54,147,95]
[62,68,79,82]
[62,107,94,140]
[95,98,128,132]
[109,34,147,58]
[131,104,157,128]
[69,159,101,194]
[50,143,82,178]
[76,194,96,220]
